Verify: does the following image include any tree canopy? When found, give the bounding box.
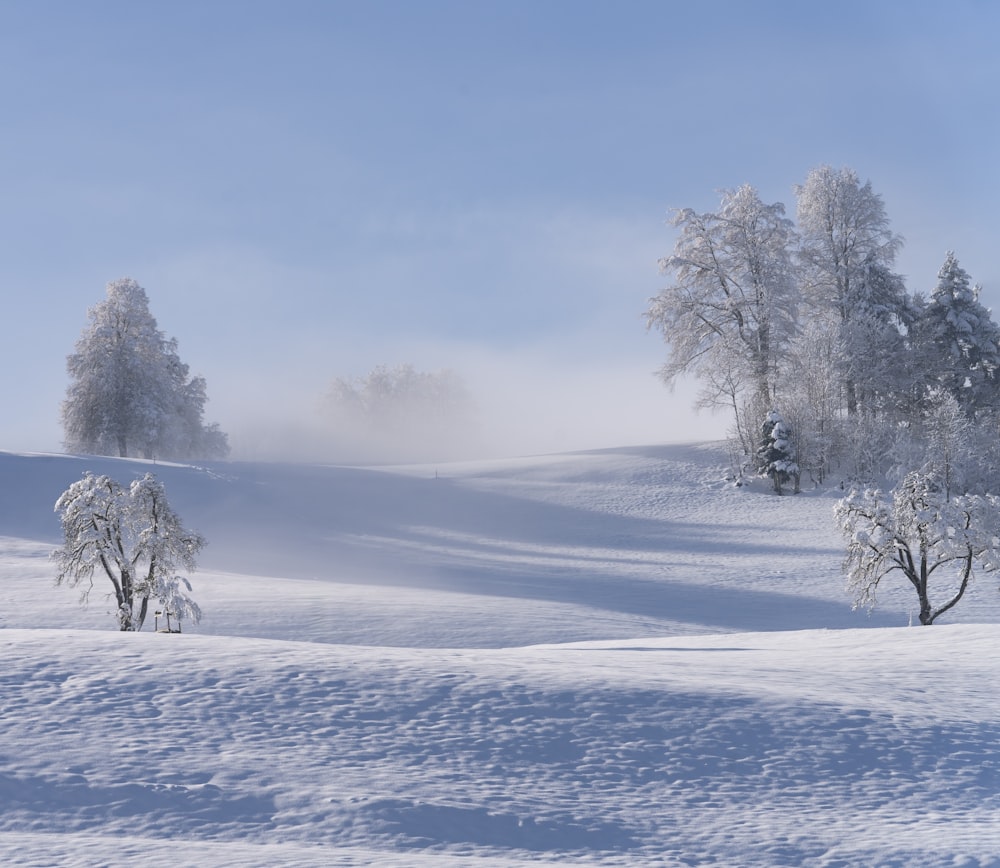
[649,167,1000,489]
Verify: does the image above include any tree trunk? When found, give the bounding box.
[918,598,933,625]
[914,549,933,625]
[925,553,974,625]
[845,378,858,417]
[136,595,149,631]
[118,567,134,631]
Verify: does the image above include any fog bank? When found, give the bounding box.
[218,350,725,464]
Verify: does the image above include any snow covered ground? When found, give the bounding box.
[1,443,999,866]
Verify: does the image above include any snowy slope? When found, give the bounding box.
[1,444,999,866]
[0,444,919,644]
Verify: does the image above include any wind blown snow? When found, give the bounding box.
[1,443,998,866]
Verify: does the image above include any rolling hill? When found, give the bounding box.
[1,443,998,866]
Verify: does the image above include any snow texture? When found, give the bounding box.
[0,443,999,866]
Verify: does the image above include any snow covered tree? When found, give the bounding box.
[910,253,1000,416]
[646,185,798,419]
[795,166,907,416]
[756,410,799,494]
[835,472,1000,625]
[62,278,229,460]
[53,472,205,631]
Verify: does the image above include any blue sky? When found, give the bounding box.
[2,1,998,456]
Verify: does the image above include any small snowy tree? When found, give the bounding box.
[835,472,1000,625]
[756,410,799,494]
[62,278,229,460]
[53,472,205,631]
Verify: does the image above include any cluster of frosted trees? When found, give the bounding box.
[647,165,1000,492]
[648,166,1000,623]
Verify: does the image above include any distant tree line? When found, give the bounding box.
[322,363,480,463]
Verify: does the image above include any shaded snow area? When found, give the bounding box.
[1,443,999,865]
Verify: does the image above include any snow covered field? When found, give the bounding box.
[1,443,999,866]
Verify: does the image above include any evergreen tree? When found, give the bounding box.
[756,410,799,494]
[912,252,1000,416]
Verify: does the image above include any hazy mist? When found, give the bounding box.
[216,346,725,465]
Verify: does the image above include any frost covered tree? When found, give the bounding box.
[795,166,906,415]
[835,472,1000,625]
[646,185,798,425]
[53,472,205,631]
[756,410,799,494]
[62,278,229,460]
[910,253,1000,416]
